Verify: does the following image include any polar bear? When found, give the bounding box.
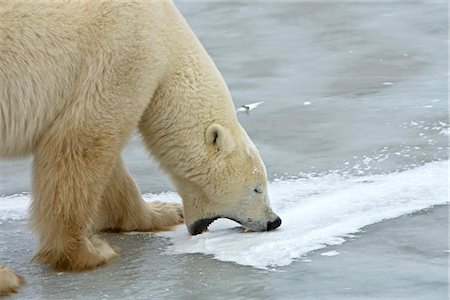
[0,0,281,295]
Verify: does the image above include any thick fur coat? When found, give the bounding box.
[0,1,280,295]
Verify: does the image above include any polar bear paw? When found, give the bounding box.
[35,235,118,271]
[145,201,184,230]
[0,266,25,296]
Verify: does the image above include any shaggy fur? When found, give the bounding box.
[0,1,279,295]
[0,266,24,296]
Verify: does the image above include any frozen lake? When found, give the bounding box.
[0,1,448,299]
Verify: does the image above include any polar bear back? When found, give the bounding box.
[0,2,169,158]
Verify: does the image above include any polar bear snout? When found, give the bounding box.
[266,217,282,231]
[240,213,282,233]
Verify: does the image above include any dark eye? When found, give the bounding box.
[254,187,262,194]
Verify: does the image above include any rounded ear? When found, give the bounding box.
[205,123,235,154]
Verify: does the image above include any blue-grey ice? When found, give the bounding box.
[1,160,447,269]
[0,0,448,299]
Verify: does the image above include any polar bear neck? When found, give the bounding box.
[138,2,239,183]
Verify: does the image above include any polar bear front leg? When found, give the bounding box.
[30,131,120,271]
[96,157,183,233]
[0,266,25,296]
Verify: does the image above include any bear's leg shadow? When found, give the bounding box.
[96,157,183,232]
[30,129,121,271]
[0,265,25,296]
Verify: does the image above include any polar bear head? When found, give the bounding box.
[143,105,282,235]
[139,39,281,235]
[168,122,281,235]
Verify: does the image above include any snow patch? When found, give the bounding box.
[159,160,448,269]
[237,101,264,112]
[0,161,448,269]
[321,250,340,257]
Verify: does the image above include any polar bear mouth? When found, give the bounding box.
[188,216,253,235]
[188,216,281,235]
[188,217,220,235]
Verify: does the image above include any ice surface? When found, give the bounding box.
[1,161,447,269]
[0,1,447,297]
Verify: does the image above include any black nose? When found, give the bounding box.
[267,217,282,231]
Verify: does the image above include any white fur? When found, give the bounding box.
[0,1,279,295]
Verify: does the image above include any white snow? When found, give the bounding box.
[320,250,340,257]
[0,193,30,221]
[237,101,264,112]
[158,160,448,268]
[0,161,448,269]
[440,128,449,136]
